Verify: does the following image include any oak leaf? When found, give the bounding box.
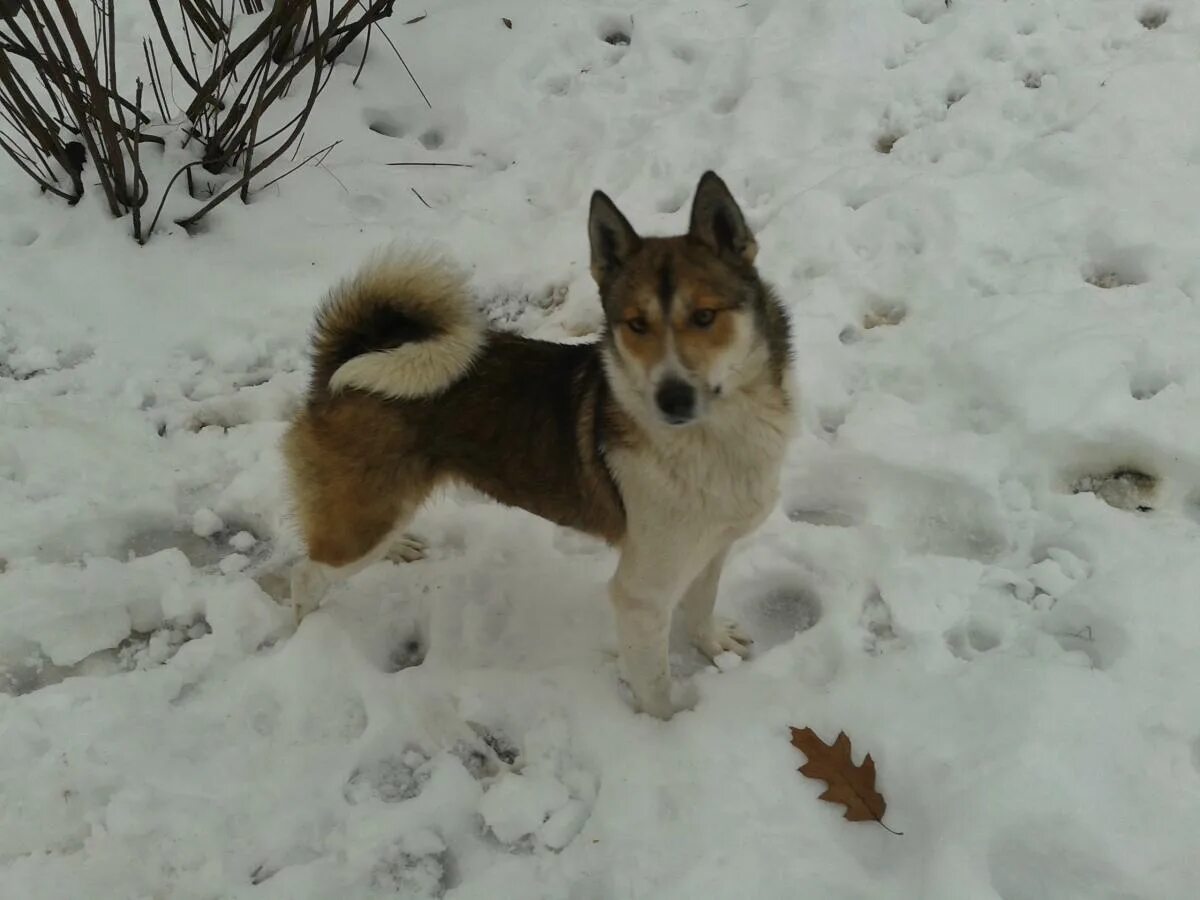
[789,727,899,833]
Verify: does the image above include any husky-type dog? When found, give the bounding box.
[283,172,794,719]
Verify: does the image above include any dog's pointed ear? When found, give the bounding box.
[589,190,642,286]
[688,171,757,263]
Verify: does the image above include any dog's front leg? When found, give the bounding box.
[609,549,690,719]
[678,547,753,661]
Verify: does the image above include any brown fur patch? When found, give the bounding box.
[614,301,668,374]
[284,334,628,568]
[602,237,760,384]
[673,303,739,375]
[283,399,436,567]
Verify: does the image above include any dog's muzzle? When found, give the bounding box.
[655,378,697,426]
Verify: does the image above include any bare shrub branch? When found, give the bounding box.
[0,0,404,241]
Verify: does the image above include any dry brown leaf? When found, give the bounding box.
[789,727,900,833]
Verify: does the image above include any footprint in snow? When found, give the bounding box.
[1129,368,1172,401]
[1138,6,1169,30]
[862,301,907,330]
[946,86,968,108]
[125,515,270,574]
[5,224,39,247]
[861,589,899,655]
[479,765,595,853]
[670,43,697,65]
[712,92,742,115]
[903,0,950,26]
[597,15,632,47]
[369,844,452,897]
[874,131,904,155]
[1083,253,1149,290]
[366,109,406,138]
[945,613,1005,662]
[1020,549,1125,671]
[345,748,430,804]
[0,339,93,382]
[835,299,907,343]
[1023,544,1091,601]
[0,650,74,697]
[419,128,445,150]
[0,617,211,698]
[712,577,823,657]
[343,726,517,808]
[349,715,595,855]
[1069,468,1157,512]
[386,635,427,672]
[1020,538,1120,672]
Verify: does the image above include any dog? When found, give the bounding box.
[282,171,794,719]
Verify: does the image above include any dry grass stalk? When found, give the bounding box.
[0,0,406,242]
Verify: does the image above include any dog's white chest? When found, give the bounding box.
[614,395,792,542]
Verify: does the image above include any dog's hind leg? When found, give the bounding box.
[288,466,433,622]
[290,539,392,623]
[291,557,334,622]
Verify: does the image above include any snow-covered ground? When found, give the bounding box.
[4,0,1200,896]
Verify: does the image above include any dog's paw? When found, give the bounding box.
[627,679,698,721]
[387,533,427,563]
[690,616,753,662]
[293,595,320,626]
[290,561,327,624]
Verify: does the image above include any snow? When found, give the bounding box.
[3,0,1200,897]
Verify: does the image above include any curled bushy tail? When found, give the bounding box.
[308,248,485,401]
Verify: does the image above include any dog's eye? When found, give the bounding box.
[691,309,717,329]
[626,317,649,335]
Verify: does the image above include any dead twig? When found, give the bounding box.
[146,0,205,94]
[175,0,327,230]
[1,0,403,239]
[128,78,146,241]
[142,38,170,120]
[358,0,429,108]
[387,160,472,168]
[351,19,370,86]
[258,137,338,191]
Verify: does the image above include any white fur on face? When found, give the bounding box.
[604,308,770,429]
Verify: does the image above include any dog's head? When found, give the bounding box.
[589,171,788,429]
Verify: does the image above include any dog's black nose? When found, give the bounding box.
[655,379,696,424]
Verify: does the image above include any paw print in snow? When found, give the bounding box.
[479,765,593,852]
[1015,546,1090,609]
